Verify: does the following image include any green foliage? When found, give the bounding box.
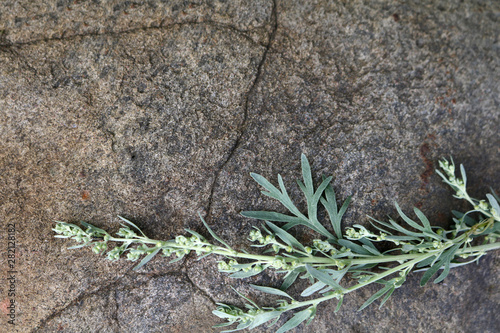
[53,155,500,332]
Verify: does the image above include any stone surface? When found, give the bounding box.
[0,0,499,332]
[0,0,273,45]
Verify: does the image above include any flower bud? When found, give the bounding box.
[253,265,263,273]
[175,236,187,245]
[92,244,102,254]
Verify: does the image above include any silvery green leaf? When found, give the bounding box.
[368,216,399,234]
[229,269,263,279]
[309,223,336,240]
[321,181,351,240]
[401,244,416,252]
[249,311,282,329]
[321,183,338,233]
[338,239,372,255]
[387,235,422,241]
[212,310,238,320]
[241,211,304,224]
[117,216,147,237]
[433,260,451,284]
[279,220,333,240]
[196,252,213,260]
[281,268,303,290]
[460,164,467,187]
[359,238,381,255]
[443,256,484,268]
[305,264,345,291]
[231,263,255,270]
[323,267,348,281]
[235,321,252,331]
[277,175,292,203]
[417,260,444,286]
[133,247,161,270]
[266,222,305,251]
[67,242,90,249]
[250,172,308,223]
[250,285,293,299]
[358,283,394,311]
[230,286,260,309]
[277,175,308,217]
[184,228,205,241]
[266,316,282,329]
[436,168,457,189]
[261,190,282,201]
[394,202,425,232]
[308,176,333,222]
[295,156,336,238]
[250,172,281,197]
[281,220,304,231]
[81,221,108,235]
[198,213,232,250]
[419,262,443,285]
[420,243,460,286]
[301,281,326,297]
[423,231,442,241]
[362,244,381,256]
[387,218,425,238]
[335,295,343,312]
[300,154,314,197]
[413,207,432,231]
[305,306,317,325]
[486,193,500,218]
[218,321,252,332]
[337,196,351,222]
[276,307,314,333]
[54,235,70,238]
[378,285,396,308]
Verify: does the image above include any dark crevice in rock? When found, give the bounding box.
[111,289,121,333]
[1,45,38,74]
[121,269,216,306]
[31,267,135,332]
[0,20,264,48]
[183,271,218,306]
[204,0,278,224]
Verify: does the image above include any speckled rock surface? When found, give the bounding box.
[0,0,498,332]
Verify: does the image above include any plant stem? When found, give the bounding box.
[286,255,427,311]
[277,241,500,312]
[109,233,500,269]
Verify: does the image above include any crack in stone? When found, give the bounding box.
[183,271,218,307]
[0,20,266,48]
[111,289,121,333]
[204,0,278,224]
[34,268,206,332]
[31,266,136,332]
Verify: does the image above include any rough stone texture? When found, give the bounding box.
[37,274,217,333]
[0,0,273,45]
[0,0,498,332]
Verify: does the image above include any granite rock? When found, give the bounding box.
[0,0,498,332]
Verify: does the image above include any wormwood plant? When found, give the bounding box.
[54,155,500,332]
